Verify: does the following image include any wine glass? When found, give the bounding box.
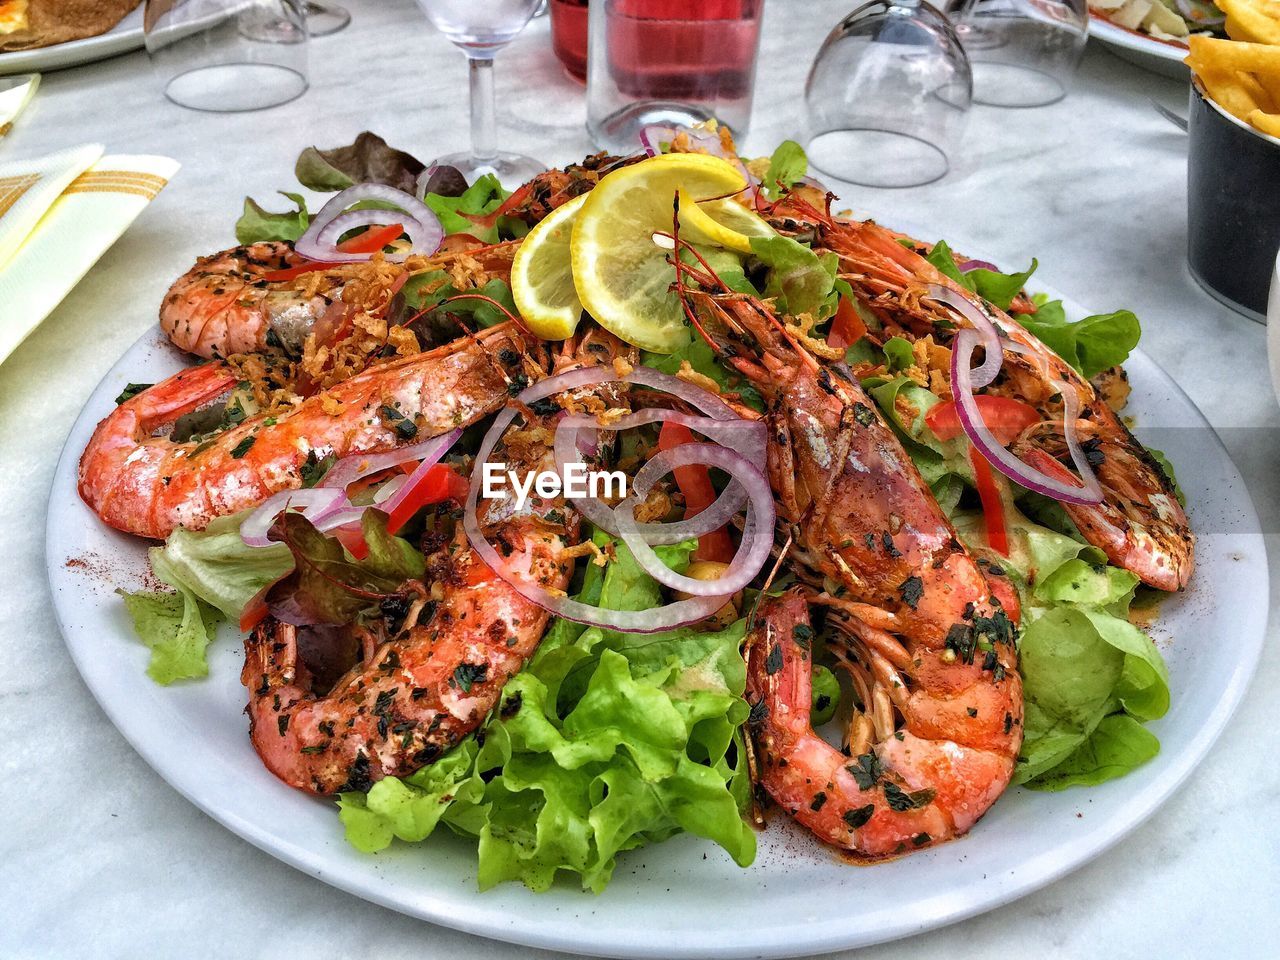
[951,0,1088,107]
[804,0,971,188]
[144,0,309,113]
[413,0,546,184]
[304,1,351,37]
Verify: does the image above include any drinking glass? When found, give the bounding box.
[304,1,351,37]
[804,0,971,188]
[549,0,589,82]
[144,0,308,112]
[414,0,546,184]
[951,0,1087,107]
[586,0,764,153]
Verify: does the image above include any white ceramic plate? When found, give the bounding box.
[47,296,1268,958]
[1089,14,1189,79]
[0,5,143,77]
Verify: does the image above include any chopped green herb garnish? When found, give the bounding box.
[115,383,153,405]
[898,576,924,610]
[843,805,875,829]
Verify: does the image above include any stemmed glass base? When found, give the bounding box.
[414,1,546,188]
[305,2,351,37]
[430,149,546,186]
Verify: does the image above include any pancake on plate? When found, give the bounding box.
[0,0,140,52]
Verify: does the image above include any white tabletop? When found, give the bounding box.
[1,1,1277,957]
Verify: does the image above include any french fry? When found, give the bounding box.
[1247,108,1280,137]
[1217,0,1280,46]
[1186,35,1280,137]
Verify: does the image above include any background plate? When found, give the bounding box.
[1089,14,1190,79]
[47,291,1267,959]
[0,5,143,77]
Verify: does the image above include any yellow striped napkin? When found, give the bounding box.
[0,150,178,365]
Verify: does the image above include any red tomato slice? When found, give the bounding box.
[262,222,405,281]
[970,450,1009,556]
[925,395,1039,446]
[657,421,734,563]
[827,297,867,350]
[385,464,468,536]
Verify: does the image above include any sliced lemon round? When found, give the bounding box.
[571,153,747,354]
[510,192,587,341]
[676,191,775,254]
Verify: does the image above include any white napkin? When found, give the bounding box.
[0,148,179,364]
[0,73,39,137]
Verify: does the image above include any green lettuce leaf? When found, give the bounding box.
[338,537,755,893]
[400,270,518,330]
[640,338,764,412]
[1035,558,1138,615]
[762,140,807,200]
[423,174,509,242]
[235,191,309,244]
[1015,296,1141,379]
[1014,606,1168,786]
[925,239,1036,311]
[118,550,222,684]
[881,336,916,373]
[1021,714,1160,791]
[748,235,834,318]
[148,512,293,620]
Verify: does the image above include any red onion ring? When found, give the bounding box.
[639,124,758,196]
[240,430,463,548]
[614,442,774,597]
[542,365,765,541]
[951,330,1103,505]
[955,258,999,273]
[294,183,443,264]
[371,428,463,516]
[922,283,1004,389]
[554,410,764,542]
[319,431,461,492]
[1173,0,1225,25]
[640,124,726,158]
[464,405,731,634]
[240,488,348,548]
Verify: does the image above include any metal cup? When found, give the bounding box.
[1187,79,1280,323]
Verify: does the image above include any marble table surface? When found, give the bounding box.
[1,0,1277,956]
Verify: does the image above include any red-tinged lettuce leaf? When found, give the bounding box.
[419,165,468,199]
[295,131,427,195]
[265,509,425,626]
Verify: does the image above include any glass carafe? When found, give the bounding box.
[586,0,764,152]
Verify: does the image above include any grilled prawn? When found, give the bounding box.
[78,325,534,540]
[158,240,519,360]
[812,216,1194,592]
[159,242,324,359]
[690,288,1022,857]
[242,466,577,795]
[240,334,626,795]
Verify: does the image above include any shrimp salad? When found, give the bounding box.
[83,129,1191,893]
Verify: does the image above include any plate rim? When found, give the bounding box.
[45,304,1270,959]
[0,5,144,76]
[1088,12,1189,63]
